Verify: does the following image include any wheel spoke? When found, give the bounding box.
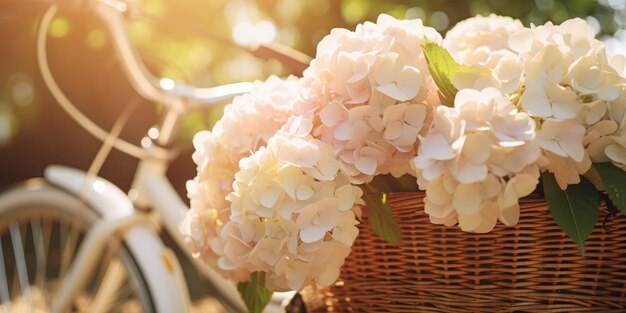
[0,238,11,312]
[59,219,70,280]
[102,281,135,313]
[30,219,47,309]
[87,234,126,310]
[41,219,52,307]
[9,223,33,311]
[64,221,82,286]
[0,190,152,313]
[88,259,127,313]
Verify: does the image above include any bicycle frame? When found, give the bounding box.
[33,0,307,312]
[34,1,305,311]
[44,152,249,313]
[35,4,248,313]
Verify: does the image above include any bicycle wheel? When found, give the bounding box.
[0,180,154,312]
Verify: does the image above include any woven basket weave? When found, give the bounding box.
[297,191,626,312]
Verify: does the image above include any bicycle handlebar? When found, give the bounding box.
[35,0,313,159]
[36,0,312,111]
[38,3,174,160]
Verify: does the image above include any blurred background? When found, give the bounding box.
[1,0,625,193]
[0,0,624,308]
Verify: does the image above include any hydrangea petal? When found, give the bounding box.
[453,183,482,214]
[354,156,377,175]
[420,133,455,160]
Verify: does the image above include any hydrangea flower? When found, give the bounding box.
[444,14,525,93]
[586,92,626,170]
[305,14,442,183]
[413,88,541,232]
[182,76,320,283]
[181,132,250,282]
[182,14,626,297]
[444,14,524,68]
[213,75,318,158]
[224,116,364,291]
[508,18,626,188]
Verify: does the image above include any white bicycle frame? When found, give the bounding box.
[34,0,300,312]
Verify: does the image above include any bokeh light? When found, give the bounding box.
[86,29,108,50]
[232,21,255,45]
[341,0,369,24]
[430,11,450,31]
[49,16,70,38]
[8,73,35,108]
[254,21,277,44]
[405,7,426,21]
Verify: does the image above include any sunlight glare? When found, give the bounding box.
[233,20,277,45]
[159,78,176,91]
[148,127,160,140]
[232,21,255,45]
[255,21,277,44]
[93,180,106,193]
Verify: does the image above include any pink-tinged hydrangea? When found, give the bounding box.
[224,116,363,291]
[413,88,541,233]
[506,18,626,188]
[213,75,319,158]
[182,76,320,283]
[305,14,442,183]
[181,131,249,282]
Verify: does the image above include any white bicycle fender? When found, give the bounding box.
[44,165,190,313]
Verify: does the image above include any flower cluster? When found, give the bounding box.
[444,14,525,93]
[413,88,540,232]
[212,75,316,157]
[508,18,625,188]
[182,75,317,282]
[181,131,249,282]
[183,13,626,298]
[224,116,363,290]
[305,14,442,183]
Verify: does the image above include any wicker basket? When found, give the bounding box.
[296,192,626,312]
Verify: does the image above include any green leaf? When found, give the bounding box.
[369,174,419,193]
[237,272,273,313]
[363,191,402,245]
[594,162,626,215]
[542,173,600,255]
[421,41,490,106]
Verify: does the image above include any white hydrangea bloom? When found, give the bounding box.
[508,18,626,188]
[413,88,541,232]
[225,116,364,291]
[587,91,626,169]
[444,14,524,68]
[305,14,442,183]
[444,14,525,93]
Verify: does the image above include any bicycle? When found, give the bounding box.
[0,0,310,312]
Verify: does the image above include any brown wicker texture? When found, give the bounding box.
[300,192,626,313]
